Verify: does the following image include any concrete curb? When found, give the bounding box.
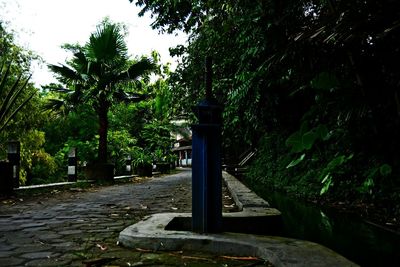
[119,212,357,266]
[222,171,281,217]
[119,171,358,266]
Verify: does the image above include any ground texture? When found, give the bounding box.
[0,169,269,266]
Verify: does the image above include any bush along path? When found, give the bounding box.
[0,169,267,267]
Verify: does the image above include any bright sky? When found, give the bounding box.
[0,0,186,87]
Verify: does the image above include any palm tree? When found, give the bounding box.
[48,20,155,164]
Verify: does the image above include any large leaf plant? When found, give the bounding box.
[0,59,33,134]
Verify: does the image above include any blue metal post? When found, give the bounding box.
[192,120,222,233]
[191,57,223,233]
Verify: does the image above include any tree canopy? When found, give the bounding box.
[48,19,155,164]
[133,0,400,208]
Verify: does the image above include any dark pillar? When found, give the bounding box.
[0,161,13,195]
[68,148,77,182]
[7,141,20,188]
[191,57,223,233]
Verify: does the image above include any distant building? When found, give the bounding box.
[172,138,192,167]
[171,120,192,167]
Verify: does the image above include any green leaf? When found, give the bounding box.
[302,131,317,150]
[299,121,309,134]
[379,164,392,176]
[321,173,331,183]
[316,124,329,141]
[366,167,378,180]
[320,211,333,233]
[310,72,339,90]
[285,131,304,153]
[364,177,374,188]
[286,154,306,168]
[359,177,375,194]
[327,155,346,169]
[286,128,318,153]
[320,176,332,195]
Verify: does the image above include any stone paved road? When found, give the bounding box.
[0,169,266,267]
[0,170,193,266]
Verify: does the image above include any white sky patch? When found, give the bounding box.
[0,0,186,87]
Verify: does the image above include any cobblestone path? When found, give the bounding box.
[0,170,194,266]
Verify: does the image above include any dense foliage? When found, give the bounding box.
[44,19,177,177]
[47,19,156,165]
[0,21,54,185]
[1,17,177,185]
[134,0,400,216]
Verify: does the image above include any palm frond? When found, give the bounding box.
[0,74,22,121]
[48,64,83,83]
[41,82,90,112]
[0,58,12,93]
[113,88,148,103]
[0,89,34,133]
[0,59,33,133]
[41,84,73,94]
[116,58,156,83]
[71,50,91,74]
[86,21,128,64]
[42,98,66,113]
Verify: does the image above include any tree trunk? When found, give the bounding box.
[98,103,109,164]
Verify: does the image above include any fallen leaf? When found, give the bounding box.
[169,251,183,255]
[96,243,108,251]
[220,255,259,261]
[135,248,152,252]
[181,255,212,262]
[69,188,83,192]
